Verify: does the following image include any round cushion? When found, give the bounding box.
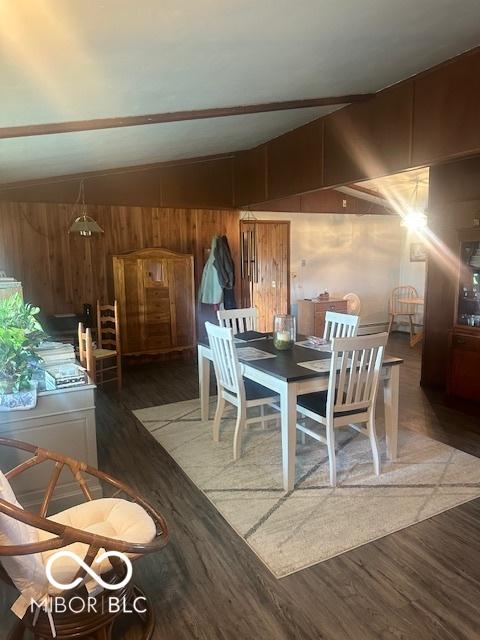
[38,498,156,593]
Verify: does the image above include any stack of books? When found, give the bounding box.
[0,274,23,302]
[43,363,87,390]
[34,341,76,366]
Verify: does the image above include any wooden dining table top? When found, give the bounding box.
[198,337,403,383]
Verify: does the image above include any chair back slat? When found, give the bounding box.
[323,311,360,341]
[77,323,95,378]
[96,300,120,353]
[389,285,418,315]
[217,307,257,335]
[327,333,388,418]
[206,322,244,396]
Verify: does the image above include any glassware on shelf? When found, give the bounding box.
[457,236,480,328]
[273,314,296,350]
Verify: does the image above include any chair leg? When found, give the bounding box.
[298,414,306,445]
[408,314,415,347]
[367,413,381,476]
[233,405,247,460]
[326,424,337,487]
[388,313,394,334]
[260,403,266,429]
[212,395,226,442]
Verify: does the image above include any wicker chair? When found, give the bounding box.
[0,437,168,639]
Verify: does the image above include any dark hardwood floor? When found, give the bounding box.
[1,333,479,639]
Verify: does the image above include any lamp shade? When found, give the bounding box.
[69,214,104,237]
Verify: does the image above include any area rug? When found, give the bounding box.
[133,398,480,578]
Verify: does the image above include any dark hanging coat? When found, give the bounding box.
[213,235,236,309]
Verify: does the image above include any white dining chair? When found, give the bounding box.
[205,322,279,460]
[296,332,388,486]
[217,307,257,335]
[324,311,360,341]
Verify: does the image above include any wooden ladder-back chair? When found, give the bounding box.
[296,333,388,487]
[217,307,258,335]
[388,285,418,342]
[77,323,95,381]
[205,322,279,460]
[95,301,122,390]
[323,311,360,341]
[0,437,168,640]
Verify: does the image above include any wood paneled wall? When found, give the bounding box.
[234,47,480,206]
[0,156,235,209]
[249,187,392,215]
[0,202,240,319]
[2,48,480,210]
[421,156,480,389]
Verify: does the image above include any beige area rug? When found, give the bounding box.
[134,398,480,578]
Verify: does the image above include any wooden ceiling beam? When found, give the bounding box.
[0,94,373,140]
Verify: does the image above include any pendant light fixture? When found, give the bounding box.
[69,179,104,237]
[401,176,428,231]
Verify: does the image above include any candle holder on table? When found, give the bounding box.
[273,314,296,351]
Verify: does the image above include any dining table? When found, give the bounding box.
[197,337,402,492]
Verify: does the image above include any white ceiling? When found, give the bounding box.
[2,0,480,184]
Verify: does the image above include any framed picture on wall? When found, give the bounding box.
[410,242,427,262]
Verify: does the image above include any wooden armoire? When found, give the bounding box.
[113,248,195,356]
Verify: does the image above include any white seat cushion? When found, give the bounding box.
[38,498,156,593]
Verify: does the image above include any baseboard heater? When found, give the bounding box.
[358,321,390,335]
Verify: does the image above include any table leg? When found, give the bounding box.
[198,345,211,422]
[279,382,297,492]
[384,364,400,460]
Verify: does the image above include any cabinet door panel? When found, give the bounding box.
[449,347,480,401]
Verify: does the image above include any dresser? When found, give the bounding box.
[113,247,195,357]
[297,299,348,337]
[0,381,101,511]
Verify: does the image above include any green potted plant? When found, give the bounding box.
[0,294,46,411]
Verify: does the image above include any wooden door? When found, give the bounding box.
[240,221,290,332]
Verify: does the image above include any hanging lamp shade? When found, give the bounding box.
[69,213,104,236]
[69,179,104,236]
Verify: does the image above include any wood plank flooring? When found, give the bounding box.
[1,334,479,639]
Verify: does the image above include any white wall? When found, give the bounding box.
[397,227,426,328]
[253,211,415,324]
[398,228,426,296]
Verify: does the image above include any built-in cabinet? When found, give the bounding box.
[448,227,480,401]
[113,248,195,357]
[0,383,100,511]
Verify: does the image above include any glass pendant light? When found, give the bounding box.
[69,179,104,237]
[401,177,427,231]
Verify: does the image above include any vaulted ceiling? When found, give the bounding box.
[2,0,480,184]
